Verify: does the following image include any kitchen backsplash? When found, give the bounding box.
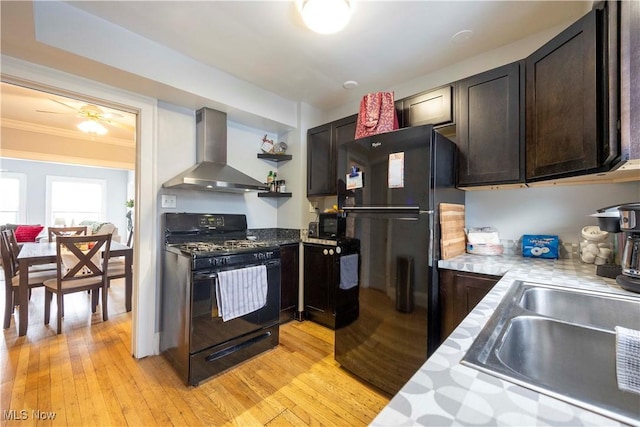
[501,238,579,259]
[248,228,300,242]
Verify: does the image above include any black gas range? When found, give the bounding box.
[161,213,281,385]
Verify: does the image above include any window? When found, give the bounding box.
[46,176,107,226]
[0,172,26,224]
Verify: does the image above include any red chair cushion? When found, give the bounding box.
[14,225,44,242]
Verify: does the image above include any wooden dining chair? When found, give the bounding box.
[43,234,112,334]
[2,229,56,273]
[47,226,87,242]
[1,231,57,329]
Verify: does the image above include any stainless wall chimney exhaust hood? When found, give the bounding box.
[163,108,269,193]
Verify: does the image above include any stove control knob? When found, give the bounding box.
[323,249,328,255]
[329,249,335,255]
[336,247,342,254]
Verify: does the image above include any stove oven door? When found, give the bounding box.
[190,260,281,355]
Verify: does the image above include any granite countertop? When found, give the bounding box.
[372,254,638,426]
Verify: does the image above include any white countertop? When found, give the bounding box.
[371,254,639,426]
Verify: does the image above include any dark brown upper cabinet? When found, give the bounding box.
[399,85,453,128]
[456,62,525,186]
[526,6,616,181]
[306,114,357,196]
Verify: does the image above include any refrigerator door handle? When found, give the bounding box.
[342,206,421,215]
[342,206,432,220]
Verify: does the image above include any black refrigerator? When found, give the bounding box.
[334,124,464,395]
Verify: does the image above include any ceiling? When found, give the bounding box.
[1,82,136,143]
[0,1,590,136]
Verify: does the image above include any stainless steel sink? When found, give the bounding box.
[518,286,640,331]
[462,281,640,425]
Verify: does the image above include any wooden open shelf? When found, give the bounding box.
[258,192,292,198]
[258,153,292,162]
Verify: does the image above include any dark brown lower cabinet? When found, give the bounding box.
[303,243,337,328]
[279,243,299,324]
[439,269,501,341]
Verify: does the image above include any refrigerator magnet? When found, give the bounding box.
[346,171,363,190]
[388,152,404,188]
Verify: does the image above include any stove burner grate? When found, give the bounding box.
[181,239,269,253]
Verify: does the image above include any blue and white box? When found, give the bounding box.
[522,235,559,259]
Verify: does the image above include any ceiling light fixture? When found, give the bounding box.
[451,29,474,44]
[77,119,108,135]
[300,0,352,34]
[343,80,358,89]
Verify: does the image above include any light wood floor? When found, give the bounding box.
[1,277,390,426]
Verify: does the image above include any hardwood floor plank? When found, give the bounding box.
[264,408,306,427]
[146,356,203,426]
[89,326,128,427]
[35,338,52,427]
[0,277,389,427]
[47,336,68,426]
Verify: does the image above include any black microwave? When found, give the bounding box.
[318,213,346,239]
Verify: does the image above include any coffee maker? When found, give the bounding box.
[616,203,640,293]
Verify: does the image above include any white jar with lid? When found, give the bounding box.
[580,226,612,264]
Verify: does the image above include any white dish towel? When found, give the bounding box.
[616,326,640,395]
[216,265,268,322]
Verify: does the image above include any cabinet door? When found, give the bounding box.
[307,115,357,196]
[333,114,357,146]
[303,244,334,320]
[526,8,604,180]
[457,62,524,186]
[279,244,299,323]
[439,270,500,342]
[401,85,453,127]
[307,123,333,196]
[622,0,640,158]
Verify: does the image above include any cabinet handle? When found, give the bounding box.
[323,249,328,255]
[336,247,342,254]
[329,249,334,255]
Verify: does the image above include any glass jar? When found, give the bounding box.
[580,226,613,265]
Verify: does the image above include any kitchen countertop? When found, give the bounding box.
[372,254,638,426]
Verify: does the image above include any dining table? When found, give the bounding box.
[17,240,133,336]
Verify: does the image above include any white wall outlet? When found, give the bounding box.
[162,194,177,208]
[308,201,318,213]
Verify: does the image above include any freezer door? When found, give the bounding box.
[336,125,434,212]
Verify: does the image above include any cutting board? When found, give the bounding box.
[439,203,466,260]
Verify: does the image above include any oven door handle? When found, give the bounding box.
[194,260,281,280]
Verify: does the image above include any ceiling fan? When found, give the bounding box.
[37,99,134,134]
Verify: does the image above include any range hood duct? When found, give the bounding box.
[162,107,269,193]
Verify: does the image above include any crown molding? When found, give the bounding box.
[0,149,135,170]
[1,118,134,147]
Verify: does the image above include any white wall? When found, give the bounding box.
[155,103,281,229]
[465,182,640,242]
[0,157,129,236]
